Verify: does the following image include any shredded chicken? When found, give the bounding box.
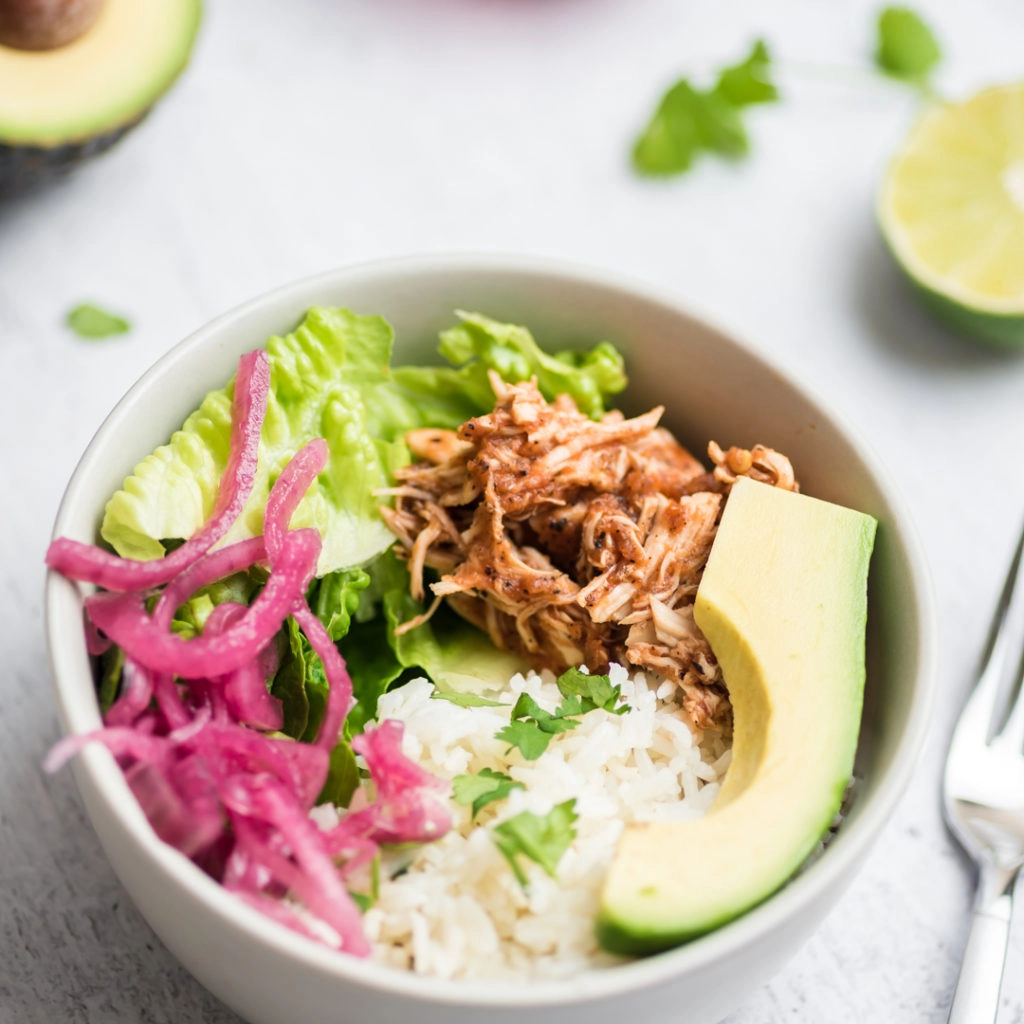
[380,374,798,732]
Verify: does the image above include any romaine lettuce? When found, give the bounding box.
[101,308,627,577]
[101,309,411,575]
[439,311,626,420]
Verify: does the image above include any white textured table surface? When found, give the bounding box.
[3,1,1024,1021]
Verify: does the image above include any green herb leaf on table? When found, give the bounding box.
[874,6,942,82]
[491,800,579,888]
[633,39,777,178]
[451,768,525,820]
[713,39,779,106]
[66,303,131,339]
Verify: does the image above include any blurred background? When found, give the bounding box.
[2,0,1024,1021]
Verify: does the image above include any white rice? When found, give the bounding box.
[340,664,732,980]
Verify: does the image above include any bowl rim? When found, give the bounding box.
[44,251,938,1007]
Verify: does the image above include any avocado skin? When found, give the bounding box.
[0,0,202,197]
[0,115,142,197]
[595,908,733,957]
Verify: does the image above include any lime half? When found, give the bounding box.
[879,83,1024,347]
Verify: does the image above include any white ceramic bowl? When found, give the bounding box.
[45,254,936,1024]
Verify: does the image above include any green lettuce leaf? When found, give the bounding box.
[271,622,313,739]
[101,308,413,574]
[97,645,125,714]
[438,312,626,420]
[269,568,372,741]
[309,568,371,642]
[338,615,406,737]
[337,550,528,732]
[374,548,526,695]
[317,738,360,808]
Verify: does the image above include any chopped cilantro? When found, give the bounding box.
[495,672,630,759]
[491,800,579,888]
[494,719,556,760]
[451,768,525,819]
[495,692,581,760]
[555,667,629,715]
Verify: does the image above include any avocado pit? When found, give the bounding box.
[0,0,102,52]
[0,0,201,196]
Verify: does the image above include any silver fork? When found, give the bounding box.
[943,521,1024,1023]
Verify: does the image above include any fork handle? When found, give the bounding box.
[947,866,1016,1024]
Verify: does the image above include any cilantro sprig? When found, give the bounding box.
[495,669,629,760]
[491,800,579,888]
[633,39,778,177]
[633,8,946,180]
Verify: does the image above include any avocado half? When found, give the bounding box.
[0,0,202,196]
[597,478,877,954]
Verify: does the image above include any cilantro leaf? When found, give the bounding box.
[633,80,747,175]
[511,693,581,734]
[495,719,556,760]
[65,303,132,339]
[713,39,778,106]
[632,79,701,175]
[491,800,579,888]
[633,39,778,178]
[555,667,629,715]
[874,7,942,82]
[451,768,525,819]
[495,677,630,759]
[496,692,582,759]
[430,691,506,708]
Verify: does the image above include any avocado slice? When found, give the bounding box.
[0,0,201,195]
[597,477,876,955]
